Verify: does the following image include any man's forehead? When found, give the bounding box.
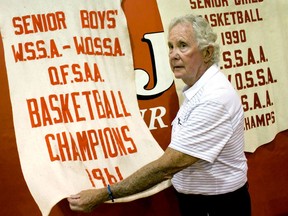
[168,23,195,42]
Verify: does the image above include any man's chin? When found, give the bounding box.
[173,73,182,79]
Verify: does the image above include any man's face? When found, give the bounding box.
[168,22,206,86]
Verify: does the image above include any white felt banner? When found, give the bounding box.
[156,0,288,152]
[0,1,170,215]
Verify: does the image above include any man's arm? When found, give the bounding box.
[68,147,198,212]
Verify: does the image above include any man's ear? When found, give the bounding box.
[203,45,214,63]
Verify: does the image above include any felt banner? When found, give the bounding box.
[0,1,171,215]
[156,0,288,152]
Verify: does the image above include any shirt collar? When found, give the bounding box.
[183,64,219,100]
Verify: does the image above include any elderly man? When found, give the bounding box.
[68,14,251,216]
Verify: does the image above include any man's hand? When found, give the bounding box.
[67,188,107,212]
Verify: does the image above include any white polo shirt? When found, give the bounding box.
[169,64,247,195]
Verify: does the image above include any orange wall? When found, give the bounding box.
[0,0,288,215]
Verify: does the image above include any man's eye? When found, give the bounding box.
[168,45,174,53]
[180,43,187,49]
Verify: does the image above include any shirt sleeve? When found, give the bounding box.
[169,100,233,163]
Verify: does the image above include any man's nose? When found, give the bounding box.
[169,48,180,59]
